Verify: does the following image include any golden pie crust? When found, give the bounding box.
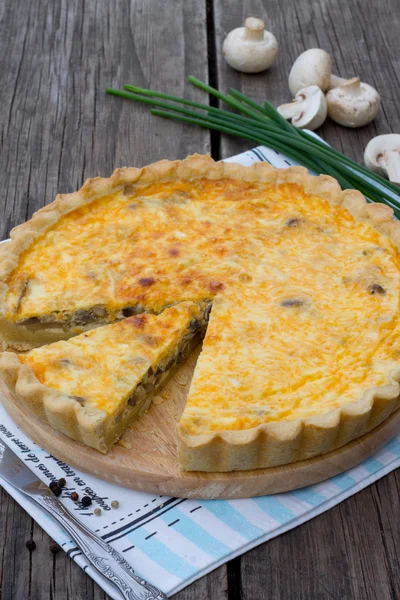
[1,154,400,471]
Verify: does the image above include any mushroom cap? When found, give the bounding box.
[222,18,278,73]
[288,48,332,95]
[326,78,380,127]
[364,134,400,183]
[278,86,327,130]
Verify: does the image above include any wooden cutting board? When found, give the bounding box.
[1,346,399,499]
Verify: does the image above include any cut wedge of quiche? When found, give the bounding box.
[179,286,400,470]
[1,154,400,471]
[0,302,204,452]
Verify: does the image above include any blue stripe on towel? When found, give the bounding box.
[126,528,196,579]
[330,473,355,491]
[385,437,400,456]
[291,487,328,507]
[201,500,264,539]
[159,509,231,559]
[253,496,296,523]
[361,456,384,474]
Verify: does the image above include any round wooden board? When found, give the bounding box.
[1,347,399,499]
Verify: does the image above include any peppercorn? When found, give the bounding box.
[50,542,60,554]
[70,492,79,502]
[111,500,119,509]
[26,540,36,551]
[51,484,62,497]
[94,507,102,516]
[81,495,92,507]
[57,478,66,488]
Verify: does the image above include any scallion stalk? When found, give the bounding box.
[105,78,400,216]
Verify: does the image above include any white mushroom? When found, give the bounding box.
[278,86,327,130]
[364,135,400,183]
[326,78,380,127]
[288,49,332,95]
[222,17,278,73]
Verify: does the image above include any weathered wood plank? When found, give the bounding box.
[173,566,228,600]
[0,487,32,599]
[214,1,400,598]
[0,0,210,242]
[214,0,400,161]
[30,518,110,600]
[0,487,111,600]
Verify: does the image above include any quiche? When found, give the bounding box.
[0,302,204,452]
[1,154,400,471]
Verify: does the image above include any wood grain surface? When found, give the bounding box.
[1,0,400,598]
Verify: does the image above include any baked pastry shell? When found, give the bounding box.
[1,154,400,470]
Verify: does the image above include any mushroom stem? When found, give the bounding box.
[328,74,348,90]
[243,17,265,41]
[278,103,301,120]
[379,151,400,184]
[339,77,362,96]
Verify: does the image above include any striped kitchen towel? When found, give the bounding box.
[1,144,400,599]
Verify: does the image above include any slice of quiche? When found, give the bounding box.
[0,301,206,452]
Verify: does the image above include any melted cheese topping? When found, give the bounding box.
[7,180,265,319]
[7,178,400,430]
[181,286,400,433]
[19,302,199,414]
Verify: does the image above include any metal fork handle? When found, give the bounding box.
[29,490,167,600]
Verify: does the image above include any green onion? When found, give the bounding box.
[105,78,400,217]
[191,78,400,200]
[150,108,398,213]
[150,109,323,173]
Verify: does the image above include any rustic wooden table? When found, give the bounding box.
[1,0,400,598]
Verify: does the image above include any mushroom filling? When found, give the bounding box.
[280,296,312,312]
[17,301,211,330]
[281,298,305,308]
[128,316,207,407]
[368,283,386,295]
[286,218,302,228]
[18,306,111,328]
